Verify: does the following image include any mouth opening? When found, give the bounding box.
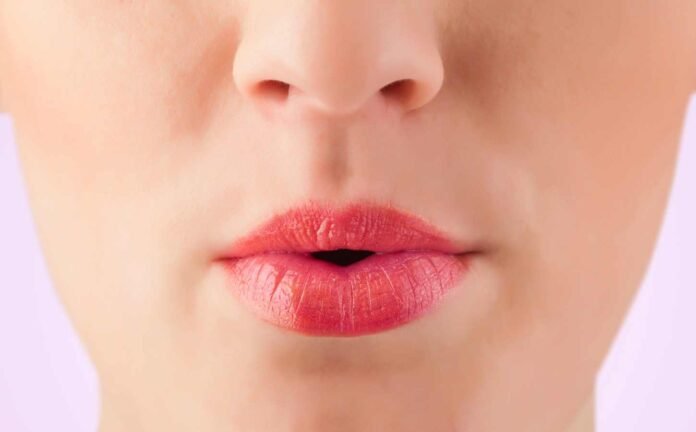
[309,249,376,267]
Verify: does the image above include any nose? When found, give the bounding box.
[232,2,445,119]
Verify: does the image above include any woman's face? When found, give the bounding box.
[2,1,695,431]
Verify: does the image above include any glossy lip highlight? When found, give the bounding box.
[217,201,480,336]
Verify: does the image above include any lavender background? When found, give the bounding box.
[1,93,695,431]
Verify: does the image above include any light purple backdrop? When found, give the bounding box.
[1,93,695,431]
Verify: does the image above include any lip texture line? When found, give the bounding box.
[218,202,476,336]
[224,202,467,257]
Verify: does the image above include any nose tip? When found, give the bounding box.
[232,4,444,118]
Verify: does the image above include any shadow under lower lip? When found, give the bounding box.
[221,251,472,337]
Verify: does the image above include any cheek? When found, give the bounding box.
[479,0,690,298]
[1,2,225,354]
[445,4,692,419]
[3,0,236,177]
[3,0,233,257]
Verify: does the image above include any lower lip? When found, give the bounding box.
[220,251,473,336]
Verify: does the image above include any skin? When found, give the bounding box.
[1,1,695,431]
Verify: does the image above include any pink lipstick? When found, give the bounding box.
[217,202,478,336]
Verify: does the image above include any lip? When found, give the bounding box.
[217,201,480,337]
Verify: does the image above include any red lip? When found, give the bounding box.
[217,201,479,336]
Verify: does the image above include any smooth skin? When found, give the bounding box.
[1,1,695,431]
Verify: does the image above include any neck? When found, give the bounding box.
[99,391,597,432]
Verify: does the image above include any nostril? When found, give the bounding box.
[253,79,291,103]
[380,79,416,106]
[309,249,376,267]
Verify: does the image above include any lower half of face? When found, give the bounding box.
[2,0,695,431]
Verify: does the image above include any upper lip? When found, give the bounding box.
[222,200,478,258]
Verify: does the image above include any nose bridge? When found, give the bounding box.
[232,1,444,117]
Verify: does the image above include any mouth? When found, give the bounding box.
[216,201,481,337]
